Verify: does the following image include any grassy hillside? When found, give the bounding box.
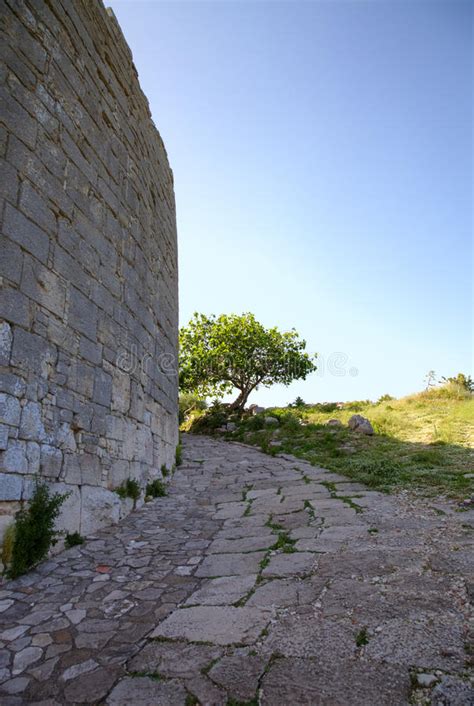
[188,384,474,497]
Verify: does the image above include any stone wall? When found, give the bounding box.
[0,0,179,543]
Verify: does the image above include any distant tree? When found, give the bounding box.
[290,396,306,408]
[441,373,474,393]
[179,313,317,411]
[424,370,437,389]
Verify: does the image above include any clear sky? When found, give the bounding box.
[108,0,472,406]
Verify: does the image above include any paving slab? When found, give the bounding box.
[106,676,187,705]
[184,575,257,606]
[261,552,317,578]
[150,606,271,645]
[260,657,412,706]
[194,552,265,577]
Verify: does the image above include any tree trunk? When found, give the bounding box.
[229,389,250,411]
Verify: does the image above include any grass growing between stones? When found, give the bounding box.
[271,531,296,553]
[64,531,84,548]
[129,670,164,681]
[115,478,141,506]
[221,386,474,498]
[320,482,364,513]
[146,479,167,498]
[355,627,369,647]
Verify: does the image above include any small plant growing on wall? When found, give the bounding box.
[64,531,84,548]
[175,442,183,466]
[115,478,141,507]
[146,479,167,498]
[7,482,69,579]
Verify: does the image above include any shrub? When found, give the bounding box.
[1,523,15,570]
[161,464,170,477]
[278,411,301,431]
[8,482,68,579]
[175,442,182,466]
[312,402,339,413]
[65,531,84,548]
[377,394,394,404]
[179,393,207,423]
[244,414,266,431]
[189,402,229,433]
[115,478,141,506]
[146,479,167,497]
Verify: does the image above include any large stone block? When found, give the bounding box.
[19,401,47,441]
[20,256,67,318]
[40,444,63,478]
[3,203,49,264]
[11,328,57,377]
[0,393,21,427]
[93,368,112,407]
[0,323,13,366]
[0,286,32,328]
[0,472,23,500]
[1,440,28,473]
[80,485,121,536]
[67,286,98,341]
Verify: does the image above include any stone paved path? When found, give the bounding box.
[0,435,473,705]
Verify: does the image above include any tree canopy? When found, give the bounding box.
[179,312,317,410]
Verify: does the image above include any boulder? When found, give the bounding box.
[327,419,343,427]
[248,405,265,416]
[264,416,279,426]
[348,414,374,435]
[226,422,237,432]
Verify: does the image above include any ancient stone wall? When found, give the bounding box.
[0,0,179,542]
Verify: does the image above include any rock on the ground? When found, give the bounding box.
[348,414,374,435]
[248,404,265,415]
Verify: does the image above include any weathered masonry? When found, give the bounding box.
[0,0,179,543]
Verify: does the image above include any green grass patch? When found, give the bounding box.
[224,388,474,497]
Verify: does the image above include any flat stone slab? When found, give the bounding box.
[195,552,265,577]
[151,606,271,645]
[207,534,275,553]
[262,552,317,578]
[127,641,222,678]
[247,577,326,608]
[106,676,187,705]
[261,657,411,706]
[208,653,267,702]
[184,575,257,606]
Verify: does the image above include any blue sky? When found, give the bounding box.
[109,0,472,406]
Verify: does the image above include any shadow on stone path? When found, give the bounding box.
[0,434,473,704]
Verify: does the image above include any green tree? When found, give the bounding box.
[179,313,317,411]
